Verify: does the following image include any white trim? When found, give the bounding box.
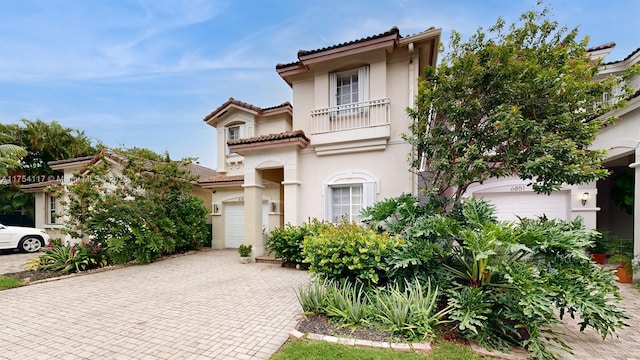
[323,170,379,222]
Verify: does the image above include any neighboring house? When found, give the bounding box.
[21,150,217,241]
[201,26,441,255]
[466,44,639,255]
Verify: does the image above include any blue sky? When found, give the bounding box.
[1,0,638,169]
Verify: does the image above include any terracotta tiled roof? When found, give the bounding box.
[198,175,244,184]
[276,27,401,70]
[587,42,616,52]
[227,130,309,146]
[203,97,292,123]
[604,47,640,65]
[19,180,61,193]
[48,155,95,166]
[186,163,218,180]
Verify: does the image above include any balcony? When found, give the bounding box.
[309,98,391,155]
[310,98,390,134]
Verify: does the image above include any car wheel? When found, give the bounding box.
[19,236,43,253]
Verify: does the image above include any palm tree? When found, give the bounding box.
[0,132,27,177]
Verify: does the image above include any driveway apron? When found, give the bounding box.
[0,250,309,360]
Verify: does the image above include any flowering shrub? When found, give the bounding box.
[28,241,109,274]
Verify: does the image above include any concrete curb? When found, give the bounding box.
[288,329,432,353]
[289,329,530,358]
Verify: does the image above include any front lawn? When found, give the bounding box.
[270,340,491,360]
[0,275,21,290]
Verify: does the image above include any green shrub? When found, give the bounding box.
[302,221,402,285]
[165,193,209,252]
[266,223,307,264]
[267,219,332,264]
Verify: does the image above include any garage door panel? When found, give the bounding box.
[224,202,270,249]
[224,203,244,248]
[476,191,568,222]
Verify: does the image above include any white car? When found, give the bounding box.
[0,223,50,252]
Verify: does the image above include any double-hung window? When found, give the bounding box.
[330,66,369,109]
[330,185,363,223]
[227,125,241,155]
[47,195,57,224]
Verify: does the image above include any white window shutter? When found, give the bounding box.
[323,185,332,220]
[329,72,337,107]
[358,66,369,102]
[363,181,376,209]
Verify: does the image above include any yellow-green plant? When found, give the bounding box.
[302,221,402,285]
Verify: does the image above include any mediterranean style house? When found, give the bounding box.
[466,44,639,256]
[199,26,442,256]
[21,150,217,241]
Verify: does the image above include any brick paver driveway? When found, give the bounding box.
[0,249,309,360]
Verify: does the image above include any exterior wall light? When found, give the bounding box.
[581,192,589,206]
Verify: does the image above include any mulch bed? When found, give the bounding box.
[296,314,396,342]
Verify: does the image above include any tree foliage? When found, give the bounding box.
[406,6,640,200]
[0,119,98,178]
[60,148,209,264]
[0,119,98,218]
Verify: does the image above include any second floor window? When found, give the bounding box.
[330,66,369,108]
[336,70,359,105]
[227,125,242,155]
[228,125,241,141]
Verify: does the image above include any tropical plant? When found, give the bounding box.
[0,144,27,177]
[405,5,640,201]
[324,280,370,328]
[372,279,450,339]
[27,241,109,274]
[439,200,627,359]
[296,275,329,315]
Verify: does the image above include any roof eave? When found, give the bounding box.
[228,137,310,155]
[298,33,398,66]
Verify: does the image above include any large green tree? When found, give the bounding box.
[0,119,98,179]
[406,6,639,201]
[62,148,209,264]
[0,119,98,219]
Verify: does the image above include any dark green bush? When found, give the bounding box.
[266,223,307,264]
[266,219,332,264]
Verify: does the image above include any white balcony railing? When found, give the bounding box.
[310,98,390,134]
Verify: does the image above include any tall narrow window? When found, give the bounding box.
[336,70,359,105]
[48,195,57,224]
[331,185,363,222]
[227,125,241,155]
[330,66,369,108]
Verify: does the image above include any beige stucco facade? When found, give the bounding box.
[201,27,442,257]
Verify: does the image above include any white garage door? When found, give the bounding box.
[224,202,270,248]
[476,191,569,222]
[224,203,245,248]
